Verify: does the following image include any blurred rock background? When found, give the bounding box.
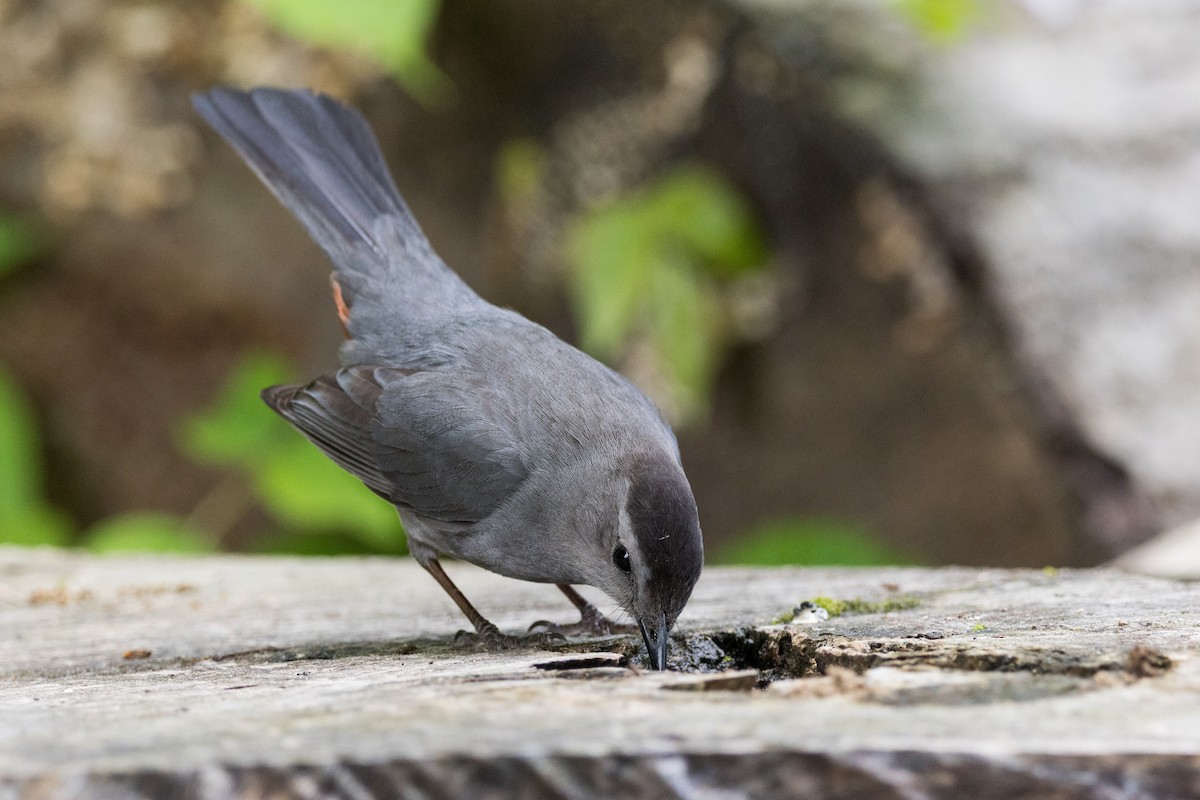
[1,0,1196,570]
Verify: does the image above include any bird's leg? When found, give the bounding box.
[418,557,565,650]
[419,557,498,640]
[528,585,638,637]
[559,585,638,634]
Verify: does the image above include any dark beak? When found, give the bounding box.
[638,611,670,670]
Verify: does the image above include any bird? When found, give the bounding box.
[192,87,704,670]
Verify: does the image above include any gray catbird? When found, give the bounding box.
[193,87,703,670]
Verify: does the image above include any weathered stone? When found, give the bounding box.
[1118,516,1200,580]
[2,549,1200,798]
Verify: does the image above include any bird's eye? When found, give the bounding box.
[612,544,631,572]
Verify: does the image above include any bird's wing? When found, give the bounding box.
[263,365,529,524]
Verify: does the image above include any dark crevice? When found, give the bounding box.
[657,627,1172,684]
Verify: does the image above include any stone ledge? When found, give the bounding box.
[1,549,1198,798]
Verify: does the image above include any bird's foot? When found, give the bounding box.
[527,608,638,638]
[453,621,567,651]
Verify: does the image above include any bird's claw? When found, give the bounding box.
[455,624,566,651]
[527,613,638,638]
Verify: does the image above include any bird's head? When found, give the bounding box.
[591,452,703,670]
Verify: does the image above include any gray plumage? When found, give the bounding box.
[193,87,703,668]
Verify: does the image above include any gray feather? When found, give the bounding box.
[193,88,409,271]
[264,365,529,525]
[261,371,395,500]
[192,87,482,347]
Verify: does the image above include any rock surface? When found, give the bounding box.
[2,548,1200,798]
[1117,516,1200,580]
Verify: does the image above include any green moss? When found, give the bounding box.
[811,595,921,617]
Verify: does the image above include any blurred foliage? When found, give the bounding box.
[566,165,768,423]
[244,0,448,101]
[495,139,546,217]
[0,368,73,547]
[0,216,45,279]
[892,0,986,43]
[716,517,910,566]
[0,341,403,554]
[85,513,214,554]
[0,216,70,548]
[0,272,212,552]
[178,351,404,554]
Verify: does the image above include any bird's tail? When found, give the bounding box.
[193,87,479,338]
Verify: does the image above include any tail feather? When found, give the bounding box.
[193,87,480,338]
[194,87,416,267]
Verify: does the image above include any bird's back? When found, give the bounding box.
[367,307,678,462]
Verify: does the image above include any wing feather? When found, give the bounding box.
[263,365,528,523]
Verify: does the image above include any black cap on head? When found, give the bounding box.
[625,454,704,628]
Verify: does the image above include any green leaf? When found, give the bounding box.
[642,167,767,279]
[0,215,46,279]
[0,364,75,547]
[244,0,448,101]
[0,506,73,547]
[85,513,215,553]
[0,367,44,514]
[893,0,985,43]
[648,256,720,419]
[254,437,402,552]
[716,518,910,566]
[567,204,652,358]
[565,164,767,423]
[177,351,294,468]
